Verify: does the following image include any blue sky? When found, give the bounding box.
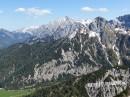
[0,0,130,30]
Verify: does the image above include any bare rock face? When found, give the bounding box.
[32,17,124,82]
[118,14,130,29]
[117,34,130,66]
[85,68,130,97]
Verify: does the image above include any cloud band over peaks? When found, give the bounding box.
[15,8,52,17]
[81,7,109,13]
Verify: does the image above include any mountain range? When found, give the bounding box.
[0,14,130,97]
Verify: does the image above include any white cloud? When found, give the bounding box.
[81,7,95,12]
[16,8,25,12]
[15,7,52,16]
[81,7,109,13]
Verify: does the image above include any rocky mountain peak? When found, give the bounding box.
[95,16,108,23]
[117,14,130,29]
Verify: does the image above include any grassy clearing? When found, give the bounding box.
[0,88,32,97]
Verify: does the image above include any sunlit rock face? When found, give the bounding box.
[32,17,125,82]
[85,68,130,97]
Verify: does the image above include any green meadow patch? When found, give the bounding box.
[0,88,32,97]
